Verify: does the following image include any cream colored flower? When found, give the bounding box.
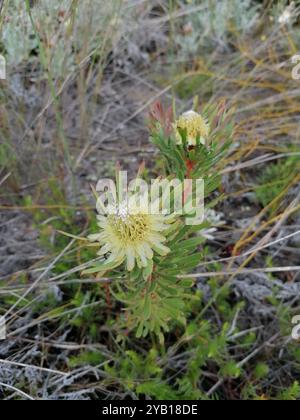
[89,200,173,272]
[174,110,210,146]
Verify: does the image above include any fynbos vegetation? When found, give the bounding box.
[0,0,300,401]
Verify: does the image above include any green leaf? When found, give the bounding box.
[82,259,122,274]
[143,259,154,281]
[136,322,145,338]
[144,295,151,320]
[171,236,206,252]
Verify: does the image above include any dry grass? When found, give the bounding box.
[0,0,300,400]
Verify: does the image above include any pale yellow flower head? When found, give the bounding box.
[175,110,210,146]
[89,200,173,272]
